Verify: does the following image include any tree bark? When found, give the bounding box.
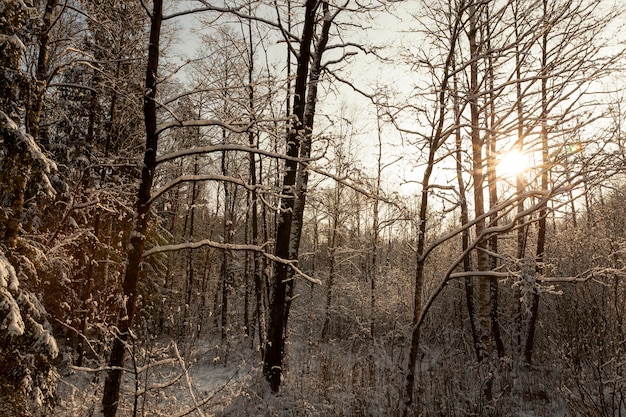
[179,158,199,343]
[220,140,232,349]
[283,0,333,336]
[525,0,549,365]
[263,0,318,393]
[101,1,162,415]
[453,55,480,361]
[3,152,29,249]
[321,186,339,342]
[404,4,462,409]
[513,0,527,358]
[370,109,384,338]
[26,0,60,140]
[484,9,505,359]
[468,0,491,366]
[249,109,266,352]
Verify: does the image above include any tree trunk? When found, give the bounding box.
[159,160,182,334]
[245,10,265,352]
[179,158,198,342]
[263,0,318,393]
[404,4,462,409]
[468,0,491,366]
[26,0,60,140]
[484,13,505,358]
[513,1,527,357]
[453,60,480,361]
[3,154,29,249]
[5,0,61,249]
[321,196,339,342]
[525,0,549,365]
[244,208,251,339]
[283,0,333,333]
[370,110,383,338]
[101,2,162,415]
[77,215,99,367]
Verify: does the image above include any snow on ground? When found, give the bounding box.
[51,337,599,416]
[54,340,260,416]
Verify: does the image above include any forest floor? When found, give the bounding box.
[54,339,258,416]
[49,336,583,416]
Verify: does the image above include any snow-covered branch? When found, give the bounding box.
[148,174,266,205]
[70,356,177,375]
[321,51,358,70]
[309,165,401,207]
[156,143,313,165]
[48,82,98,93]
[143,240,321,285]
[173,343,207,417]
[155,119,253,135]
[539,266,626,284]
[449,270,511,279]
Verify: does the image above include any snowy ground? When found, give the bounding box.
[54,340,260,416]
[51,337,599,416]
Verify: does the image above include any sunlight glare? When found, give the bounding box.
[497,150,529,178]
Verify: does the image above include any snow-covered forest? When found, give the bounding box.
[2,0,626,415]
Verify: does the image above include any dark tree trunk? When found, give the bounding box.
[485,13,505,359]
[101,2,162,415]
[3,0,59,248]
[247,22,266,349]
[513,1,527,357]
[180,159,198,342]
[525,0,549,364]
[26,0,60,140]
[321,202,339,342]
[250,137,266,350]
[370,112,384,338]
[404,6,462,409]
[468,1,491,366]
[3,153,29,249]
[283,0,333,336]
[77,216,99,367]
[453,52,480,361]
[263,0,318,393]
[220,149,236,356]
[243,7,255,344]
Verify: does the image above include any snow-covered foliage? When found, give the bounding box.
[0,110,57,199]
[0,252,23,335]
[0,0,33,122]
[0,250,59,413]
[0,32,26,52]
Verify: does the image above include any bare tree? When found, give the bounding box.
[101,1,164,414]
[403,0,466,408]
[264,0,350,392]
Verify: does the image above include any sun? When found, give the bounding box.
[497,149,529,178]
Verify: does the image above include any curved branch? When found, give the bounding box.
[155,119,252,135]
[164,2,300,43]
[143,240,321,285]
[156,143,315,165]
[148,174,261,205]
